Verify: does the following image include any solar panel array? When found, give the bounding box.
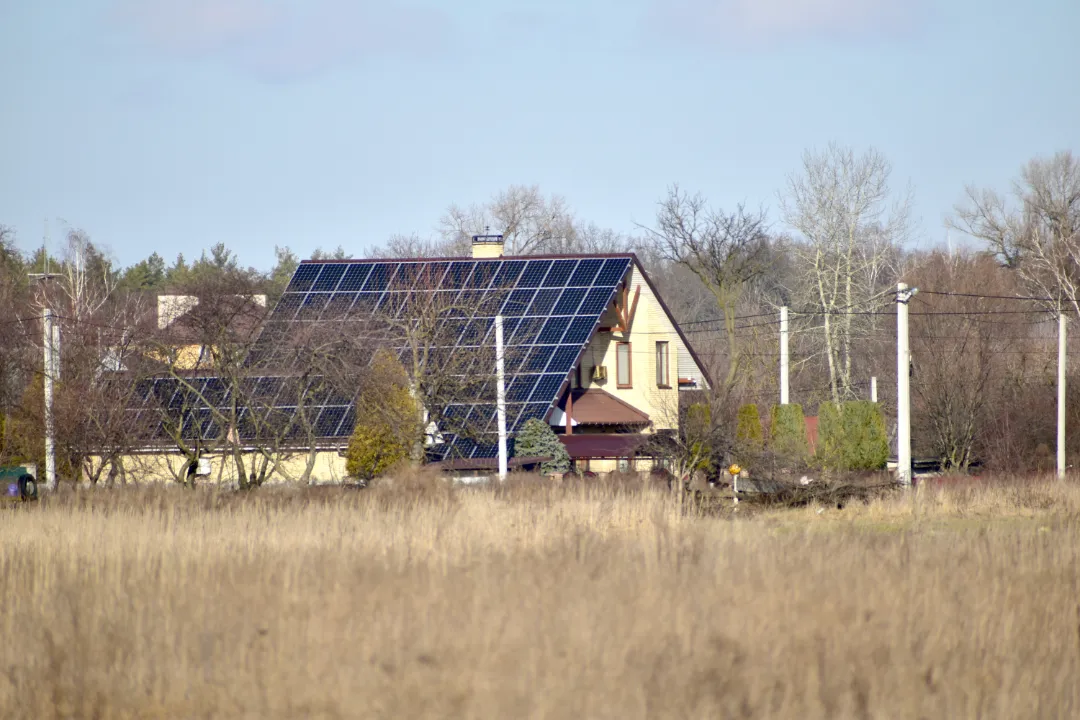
[132,376,354,444]
[262,256,633,459]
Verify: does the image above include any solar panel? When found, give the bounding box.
[154,254,634,459]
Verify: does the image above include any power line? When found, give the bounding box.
[917,289,1057,302]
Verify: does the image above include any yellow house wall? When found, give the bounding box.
[573,264,703,433]
[83,450,350,485]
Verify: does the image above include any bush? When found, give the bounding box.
[514,418,571,475]
[769,404,809,464]
[735,404,764,462]
[684,403,714,473]
[817,401,889,471]
[345,351,419,482]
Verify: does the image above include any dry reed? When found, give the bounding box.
[2,475,1079,718]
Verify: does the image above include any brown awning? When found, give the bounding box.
[556,389,650,426]
[559,434,653,459]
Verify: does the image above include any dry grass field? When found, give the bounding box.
[2,474,1079,719]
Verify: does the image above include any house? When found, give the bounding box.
[151,293,267,370]
[96,235,711,483]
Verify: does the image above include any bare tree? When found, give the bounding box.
[440,185,578,255]
[55,228,117,322]
[951,150,1080,313]
[360,265,506,462]
[780,144,908,403]
[642,186,770,388]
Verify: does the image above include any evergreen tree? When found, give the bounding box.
[345,350,419,481]
[769,404,809,465]
[513,418,570,475]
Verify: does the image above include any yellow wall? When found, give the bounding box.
[83,450,350,485]
[572,264,706,433]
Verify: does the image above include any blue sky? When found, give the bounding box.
[1,0,1077,270]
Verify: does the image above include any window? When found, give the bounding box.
[656,341,669,387]
[616,342,631,387]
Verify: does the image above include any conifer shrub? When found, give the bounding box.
[684,402,714,472]
[769,404,809,464]
[735,404,764,462]
[345,350,419,482]
[817,400,889,471]
[514,418,571,475]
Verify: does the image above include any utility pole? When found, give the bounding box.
[896,283,916,486]
[42,309,57,491]
[779,306,789,405]
[495,314,508,481]
[30,220,62,491]
[1059,312,1067,480]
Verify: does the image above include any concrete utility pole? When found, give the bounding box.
[780,306,789,405]
[495,314,508,481]
[42,309,58,491]
[1059,313,1067,480]
[896,283,916,486]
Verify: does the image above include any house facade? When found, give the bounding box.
[91,236,711,483]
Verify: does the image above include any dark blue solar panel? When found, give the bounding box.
[241,253,640,459]
[353,293,380,312]
[517,260,552,288]
[315,406,347,436]
[596,257,630,285]
[553,288,586,315]
[312,264,346,292]
[502,289,534,316]
[391,263,422,291]
[522,347,550,372]
[507,376,534,402]
[546,345,581,374]
[274,292,303,321]
[363,264,394,291]
[493,260,526,288]
[461,318,492,346]
[538,317,570,344]
[325,292,355,318]
[519,403,550,425]
[288,264,321,292]
[445,262,474,288]
[542,259,577,287]
[563,317,597,346]
[467,261,499,289]
[530,374,565,403]
[528,289,561,316]
[511,317,544,345]
[297,293,329,320]
[338,263,371,291]
[580,287,614,315]
[569,259,603,286]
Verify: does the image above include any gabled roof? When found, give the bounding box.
[265,254,636,459]
[556,388,650,426]
[128,252,711,461]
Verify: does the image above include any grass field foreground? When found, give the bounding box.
[2,475,1079,718]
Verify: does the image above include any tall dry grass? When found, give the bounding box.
[2,475,1079,718]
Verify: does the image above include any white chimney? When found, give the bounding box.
[157,295,199,329]
[471,232,505,259]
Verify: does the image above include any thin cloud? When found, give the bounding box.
[112,0,454,80]
[648,0,924,46]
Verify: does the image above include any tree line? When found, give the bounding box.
[1,145,1077,483]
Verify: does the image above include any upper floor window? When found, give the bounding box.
[656,341,669,387]
[616,342,632,388]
